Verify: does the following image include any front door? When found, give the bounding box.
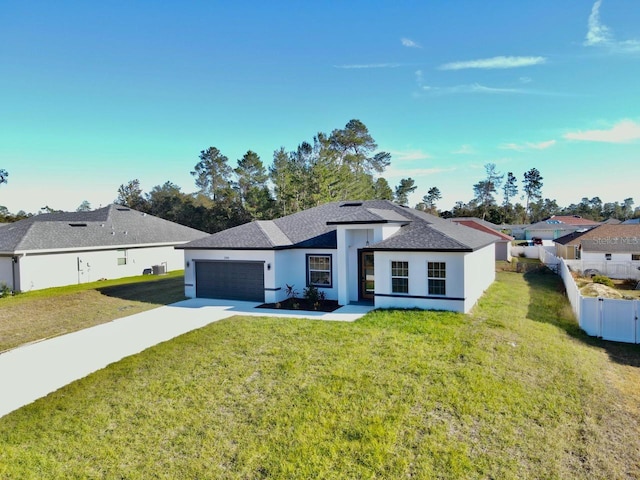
[360,251,374,300]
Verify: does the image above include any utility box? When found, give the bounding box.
[152,264,166,275]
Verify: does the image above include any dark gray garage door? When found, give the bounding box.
[195,261,265,302]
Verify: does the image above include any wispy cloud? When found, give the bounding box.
[500,140,557,151]
[438,56,546,70]
[388,149,432,161]
[585,0,611,46]
[584,0,640,52]
[421,83,527,95]
[564,119,640,143]
[334,63,402,69]
[401,38,421,48]
[452,145,476,155]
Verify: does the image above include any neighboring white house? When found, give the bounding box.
[0,205,208,292]
[178,201,497,313]
[555,224,640,280]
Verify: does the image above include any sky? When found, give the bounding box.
[1,0,639,215]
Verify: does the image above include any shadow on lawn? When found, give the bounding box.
[96,275,186,306]
[524,269,640,368]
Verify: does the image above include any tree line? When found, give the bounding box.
[114,120,422,232]
[443,162,636,225]
[1,121,638,229]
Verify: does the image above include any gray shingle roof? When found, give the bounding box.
[181,200,496,252]
[0,205,208,253]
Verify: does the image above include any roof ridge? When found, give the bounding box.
[255,220,293,247]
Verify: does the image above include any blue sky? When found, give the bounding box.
[1,0,639,214]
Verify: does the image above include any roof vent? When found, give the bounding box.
[340,202,363,207]
[69,223,87,227]
[116,207,130,211]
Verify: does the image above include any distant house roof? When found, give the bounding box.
[554,224,640,252]
[622,218,640,225]
[524,220,579,232]
[545,215,600,226]
[601,218,622,225]
[449,217,501,230]
[0,205,208,254]
[180,200,497,252]
[449,219,513,241]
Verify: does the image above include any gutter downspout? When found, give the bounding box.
[11,254,24,293]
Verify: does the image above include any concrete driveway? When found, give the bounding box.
[0,299,373,418]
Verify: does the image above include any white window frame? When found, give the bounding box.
[428,261,446,296]
[117,249,128,266]
[391,261,409,294]
[307,254,332,288]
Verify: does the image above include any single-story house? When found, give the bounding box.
[178,200,497,313]
[0,205,208,292]
[555,224,640,279]
[449,218,514,261]
[524,216,599,241]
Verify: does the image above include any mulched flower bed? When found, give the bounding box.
[256,297,341,312]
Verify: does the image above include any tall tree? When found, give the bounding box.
[502,172,518,206]
[395,178,417,205]
[474,163,503,220]
[328,119,391,175]
[417,186,442,214]
[234,150,273,219]
[192,147,233,201]
[116,179,148,211]
[522,168,543,222]
[76,200,92,212]
[622,198,635,220]
[373,177,394,200]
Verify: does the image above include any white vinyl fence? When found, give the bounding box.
[545,249,640,344]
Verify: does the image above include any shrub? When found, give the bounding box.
[592,275,614,288]
[303,285,319,304]
[285,284,298,299]
[0,282,11,298]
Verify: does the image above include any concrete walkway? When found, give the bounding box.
[0,299,373,419]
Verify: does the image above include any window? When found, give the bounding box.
[605,253,612,261]
[428,262,446,295]
[117,249,127,266]
[632,254,640,261]
[307,255,332,287]
[391,261,409,293]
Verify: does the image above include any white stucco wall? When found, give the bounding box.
[275,249,338,302]
[373,251,468,312]
[16,245,184,292]
[183,248,340,303]
[183,249,276,301]
[463,244,496,312]
[336,226,376,305]
[0,257,14,290]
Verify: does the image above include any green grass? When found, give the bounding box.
[1,271,639,478]
[0,271,185,352]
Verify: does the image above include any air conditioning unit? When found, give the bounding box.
[152,264,166,275]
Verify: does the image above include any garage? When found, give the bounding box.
[195,260,265,302]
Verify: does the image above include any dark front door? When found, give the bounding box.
[360,251,374,300]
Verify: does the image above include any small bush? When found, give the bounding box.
[0,282,11,298]
[303,285,319,304]
[592,275,614,288]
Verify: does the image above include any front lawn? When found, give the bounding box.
[1,270,639,478]
[0,271,185,352]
